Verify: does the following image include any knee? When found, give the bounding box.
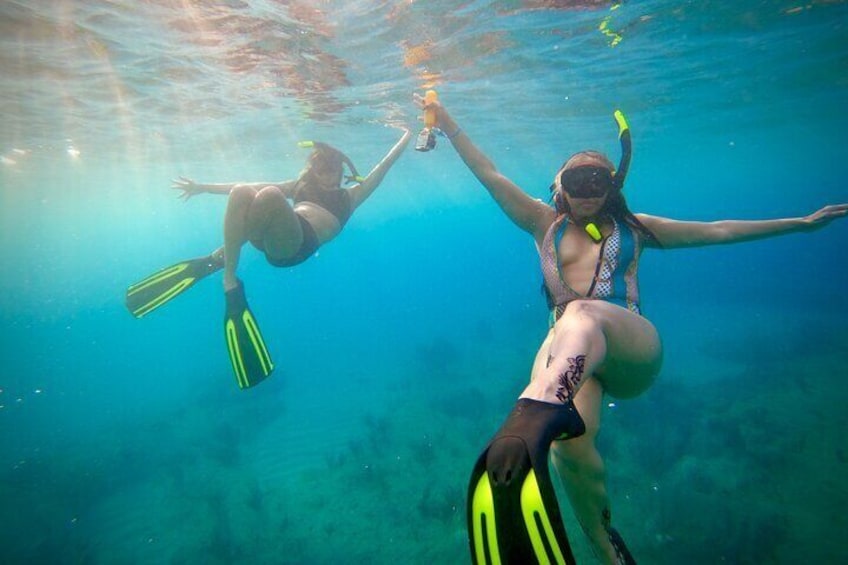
[558,300,604,329]
[228,184,258,209]
[248,186,290,218]
[254,185,285,203]
[551,435,603,478]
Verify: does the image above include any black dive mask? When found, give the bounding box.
[559,166,614,198]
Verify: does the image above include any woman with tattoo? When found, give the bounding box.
[416,93,848,565]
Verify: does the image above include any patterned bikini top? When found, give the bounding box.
[538,215,643,321]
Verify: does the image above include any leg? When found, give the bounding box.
[467,300,659,564]
[527,300,660,562]
[222,184,302,289]
[551,378,632,564]
[524,299,662,403]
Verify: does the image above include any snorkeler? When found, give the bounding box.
[126,129,411,389]
[414,93,848,564]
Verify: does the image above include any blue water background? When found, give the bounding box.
[1,1,847,563]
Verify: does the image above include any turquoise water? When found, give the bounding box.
[2,1,847,563]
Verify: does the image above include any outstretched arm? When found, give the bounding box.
[171,177,297,200]
[637,204,848,249]
[414,93,554,238]
[347,128,412,209]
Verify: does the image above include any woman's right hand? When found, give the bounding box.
[171,176,202,201]
[413,92,453,133]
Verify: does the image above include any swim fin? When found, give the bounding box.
[468,398,585,565]
[126,254,223,318]
[224,280,274,389]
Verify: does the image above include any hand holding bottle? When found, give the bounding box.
[414,90,439,151]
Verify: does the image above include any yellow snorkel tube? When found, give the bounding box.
[583,109,631,242]
[612,109,631,189]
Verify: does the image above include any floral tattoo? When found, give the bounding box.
[555,355,586,403]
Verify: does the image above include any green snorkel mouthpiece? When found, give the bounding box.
[297,140,365,183]
[584,223,603,242]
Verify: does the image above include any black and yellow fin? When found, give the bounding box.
[224,280,274,389]
[468,398,585,565]
[126,254,223,318]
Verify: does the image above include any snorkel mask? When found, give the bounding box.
[297,140,366,184]
[551,110,632,241]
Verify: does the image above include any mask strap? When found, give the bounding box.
[340,154,365,183]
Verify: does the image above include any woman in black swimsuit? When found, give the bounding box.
[172,130,410,289]
[126,128,410,388]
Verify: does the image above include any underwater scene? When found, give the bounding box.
[1,1,847,563]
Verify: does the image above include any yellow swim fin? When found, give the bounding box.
[224,280,274,389]
[126,254,223,318]
[467,399,584,564]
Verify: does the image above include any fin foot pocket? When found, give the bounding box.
[486,436,531,488]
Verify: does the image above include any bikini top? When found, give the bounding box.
[293,181,353,226]
[538,215,643,320]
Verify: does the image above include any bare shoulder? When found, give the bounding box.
[633,213,688,235]
[530,201,557,239]
[633,213,685,248]
[633,213,670,228]
[535,199,557,225]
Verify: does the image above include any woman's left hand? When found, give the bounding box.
[803,204,848,230]
[171,176,202,201]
